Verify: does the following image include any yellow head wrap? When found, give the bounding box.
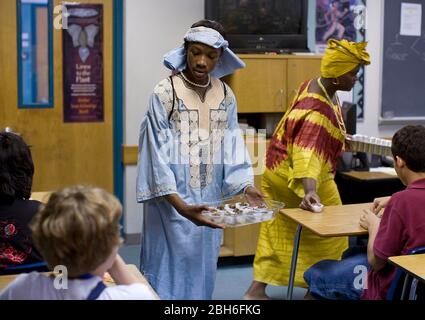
[321,39,371,78]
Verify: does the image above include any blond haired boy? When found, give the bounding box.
[0,186,157,300]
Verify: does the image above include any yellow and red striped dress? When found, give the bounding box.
[253,80,348,287]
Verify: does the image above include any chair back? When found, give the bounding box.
[386,246,425,300]
[0,262,49,275]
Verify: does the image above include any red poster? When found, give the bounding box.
[63,4,104,123]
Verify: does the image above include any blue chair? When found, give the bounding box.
[386,246,425,300]
[0,261,49,275]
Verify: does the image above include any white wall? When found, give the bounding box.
[123,0,204,236]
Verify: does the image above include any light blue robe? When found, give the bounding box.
[136,76,254,300]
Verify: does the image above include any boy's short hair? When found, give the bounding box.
[30,186,122,277]
[392,125,425,173]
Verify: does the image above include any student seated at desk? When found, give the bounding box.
[0,186,157,300]
[304,125,425,300]
[0,131,44,272]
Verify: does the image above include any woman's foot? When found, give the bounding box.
[304,289,316,300]
[243,292,271,300]
[243,281,271,300]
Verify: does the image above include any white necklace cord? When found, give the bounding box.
[180,71,211,88]
[317,77,347,137]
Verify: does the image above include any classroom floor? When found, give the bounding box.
[118,244,307,300]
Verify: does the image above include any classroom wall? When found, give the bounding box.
[123,0,204,236]
[122,0,401,237]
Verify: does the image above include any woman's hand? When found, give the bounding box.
[300,178,321,212]
[244,186,265,207]
[370,196,391,217]
[300,191,322,212]
[179,204,225,229]
[344,136,353,151]
[359,209,380,231]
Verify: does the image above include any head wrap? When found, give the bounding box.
[321,39,371,78]
[163,26,245,78]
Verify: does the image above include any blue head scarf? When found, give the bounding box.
[163,26,245,78]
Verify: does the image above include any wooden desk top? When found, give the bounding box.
[339,171,398,181]
[0,264,159,299]
[30,191,52,203]
[388,254,425,282]
[0,274,18,292]
[280,202,370,237]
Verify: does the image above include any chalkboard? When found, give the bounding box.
[382,0,425,120]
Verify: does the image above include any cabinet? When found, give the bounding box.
[286,58,324,106]
[219,54,322,257]
[220,138,270,257]
[224,54,322,114]
[224,57,287,113]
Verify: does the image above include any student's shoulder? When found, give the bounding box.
[386,188,424,216]
[11,198,42,210]
[0,272,44,299]
[390,187,418,203]
[100,283,158,300]
[27,199,42,211]
[8,272,46,286]
[7,199,42,222]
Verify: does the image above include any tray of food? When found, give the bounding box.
[202,195,285,228]
[346,134,392,157]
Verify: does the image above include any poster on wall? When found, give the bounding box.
[63,4,104,123]
[315,0,365,53]
[315,0,367,119]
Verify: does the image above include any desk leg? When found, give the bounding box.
[400,274,410,300]
[287,224,302,300]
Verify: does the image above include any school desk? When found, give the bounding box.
[335,171,404,204]
[280,202,370,300]
[388,254,425,282]
[388,254,425,299]
[30,191,52,203]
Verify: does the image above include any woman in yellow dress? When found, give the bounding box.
[244,39,371,299]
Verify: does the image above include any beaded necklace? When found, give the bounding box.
[317,77,347,137]
[180,71,211,88]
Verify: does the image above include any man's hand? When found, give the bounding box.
[370,196,391,217]
[244,186,266,207]
[359,209,380,231]
[165,194,224,229]
[179,204,225,229]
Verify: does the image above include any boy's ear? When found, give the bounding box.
[395,156,406,168]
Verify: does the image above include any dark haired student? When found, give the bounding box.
[0,131,44,273]
[304,125,425,300]
[136,20,264,300]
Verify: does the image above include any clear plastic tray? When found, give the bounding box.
[346,134,392,157]
[202,195,285,228]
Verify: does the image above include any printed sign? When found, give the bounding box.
[63,4,104,123]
